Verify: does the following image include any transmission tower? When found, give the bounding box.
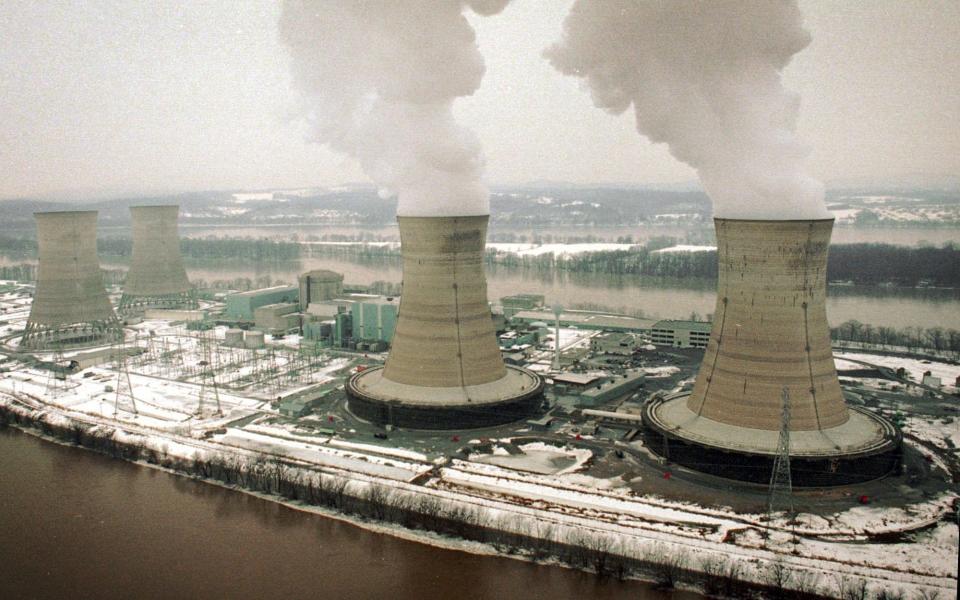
[113,335,139,417]
[44,347,68,398]
[768,387,793,517]
[195,330,222,417]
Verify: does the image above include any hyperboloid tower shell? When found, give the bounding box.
[643,219,900,486]
[346,215,543,429]
[119,205,194,313]
[21,211,123,350]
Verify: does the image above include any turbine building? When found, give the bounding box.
[21,211,123,350]
[119,205,195,313]
[643,218,900,486]
[346,215,543,429]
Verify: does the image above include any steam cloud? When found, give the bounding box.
[547,1,830,220]
[280,0,509,217]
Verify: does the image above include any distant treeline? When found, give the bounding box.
[489,243,960,287]
[2,234,958,286]
[831,320,960,360]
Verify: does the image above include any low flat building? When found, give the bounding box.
[649,319,712,348]
[578,371,646,407]
[591,332,641,355]
[512,309,655,333]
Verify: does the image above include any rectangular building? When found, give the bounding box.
[649,320,712,348]
[224,285,299,321]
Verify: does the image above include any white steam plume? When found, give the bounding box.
[280,1,509,217]
[546,1,830,220]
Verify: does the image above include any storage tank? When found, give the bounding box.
[346,215,542,429]
[120,205,194,313]
[21,211,122,350]
[244,330,265,349]
[224,329,244,347]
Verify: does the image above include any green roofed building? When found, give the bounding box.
[224,285,299,321]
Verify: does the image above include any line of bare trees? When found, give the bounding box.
[831,320,960,360]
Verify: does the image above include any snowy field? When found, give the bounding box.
[835,351,960,391]
[487,242,637,256]
[471,442,592,475]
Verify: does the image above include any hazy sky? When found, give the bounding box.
[1,1,958,200]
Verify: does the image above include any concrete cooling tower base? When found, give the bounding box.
[347,365,544,430]
[643,393,901,486]
[20,320,122,351]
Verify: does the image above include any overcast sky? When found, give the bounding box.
[1,1,958,200]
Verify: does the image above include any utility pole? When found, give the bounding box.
[768,386,793,517]
[551,304,563,370]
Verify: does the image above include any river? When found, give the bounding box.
[169,255,960,330]
[0,428,687,600]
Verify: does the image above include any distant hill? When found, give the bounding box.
[1,183,956,236]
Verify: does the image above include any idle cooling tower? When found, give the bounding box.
[119,205,194,312]
[21,211,123,350]
[687,218,848,430]
[347,215,542,429]
[643,218,900,486]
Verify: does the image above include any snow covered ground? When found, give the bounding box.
[487,242,637,256]
[835,351,959,391]
[652,244,716,253]
[471,442,592,475]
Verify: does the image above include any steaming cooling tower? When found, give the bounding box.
[119,205,195,313]
[346,215,543,429]
[643,219,900,486]
[21,211,123,350]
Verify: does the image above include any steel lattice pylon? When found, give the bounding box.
[113,334,139,417]
[768,387,793,516]
[196,330,223,418]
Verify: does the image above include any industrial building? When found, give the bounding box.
[301,294,398,350]
[643,219,900,486]
[254,302,300,334]
[500,293,545,318]
[21,211,123,350]
[511,309,656,333]
[119,205,195,313]
[223,286,298,321]
[298,269,344,311]
[346,215,543,429]
[350,295,398,344]
[591,332,643,355]
[649,320,712,348]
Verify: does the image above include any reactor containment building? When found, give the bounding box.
[643,219,900,486]
[346,215,543,429]
[119,205,195,313]
[21,211,123,351]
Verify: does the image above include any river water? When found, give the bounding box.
[169,255,960,330]
[0,428,684,600]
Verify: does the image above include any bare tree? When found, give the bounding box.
[838,575,870,600]
[653,544,688,590]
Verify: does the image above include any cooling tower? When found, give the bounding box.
[119,205,194,313]
[347,215,543,429]
[21,211,123,350]
[643,219,900,486]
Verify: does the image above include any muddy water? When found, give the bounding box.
[0,428,686,600]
